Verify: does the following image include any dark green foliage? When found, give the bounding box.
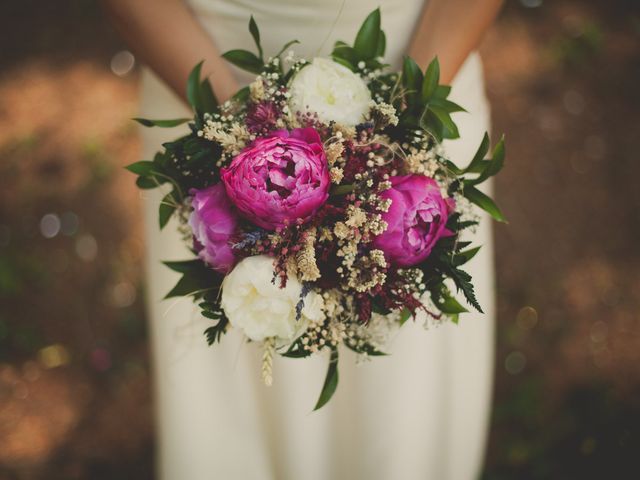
[199,78,218,113]
[133,118,191,128]
[281,337,313,359]
[274,39,300,59]
[163,259,223,299]
[125,160,154,176]
[159,192,176,229]
[401,57,462,141]
[314,347,339,411]
[248,15,263,60]
[344,341,388,357]
[399,307,412,325]
[417,213,484,313]
[402,56,423,104]
[221,49,264,75]
[464,135,505,187]
[443,133,507,222]
[354,8,381,60]
[331,8,386,71]
[201,301,229,345]
[421,56,440,102]
[431,284,469,315]
[184,61,219,114]
[464,186,506,223]
[446,265,483,314]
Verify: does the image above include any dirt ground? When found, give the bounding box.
[0,1,639,479]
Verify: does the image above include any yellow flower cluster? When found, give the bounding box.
[198,118,251,158]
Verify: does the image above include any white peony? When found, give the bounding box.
[288,57,372,126]
[220,255,325,342]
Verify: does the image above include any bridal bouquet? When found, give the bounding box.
[128,9,505,409]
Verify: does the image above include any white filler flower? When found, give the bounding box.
[220,255,325,342]
[289,57,372,126]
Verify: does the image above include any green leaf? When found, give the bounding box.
[163,259,202,274]
[429,105,460,139]
[165,274,205,298]
[186,61,204,111]
[354,8,381,60]
[281,338,313,358]
[399,307,412,325]
[159,192,176,230]
[163,259,222,299]
[402,56,423,104]
[421,57,440,102]
[466,136,505,186]
[345,342,388,356]
[331,43,359,68]
[464,185,507,223]
[486,135,506,178]
[232,86,250,103]
[125,160,155,176]
[330,55,356,71]
[465,132,490,173]
[202,307,229,345]
[447,266,483,313]
[420,110,443,142]
[330,184,355,196]
[199,78,218,113]
[435,292,469,315]
[275,39,300,59]
[248,15,263,60]
[135,176,159,189]
[314,348,339,411]
[434,85,452,99]
[442,159,464,175]
[420,105,459,141]
[222,49,264,74]
[133,118,191,128]
[429,97,467,114]
[456,246,482,265]
[204,319,228,345]
[376,30,386,57]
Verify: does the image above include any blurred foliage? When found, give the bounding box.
[550,22,604,68]
[484,382,640,479]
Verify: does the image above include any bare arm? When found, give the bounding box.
[101,0,238,103]
[408,0,504,84]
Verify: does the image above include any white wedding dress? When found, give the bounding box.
[139,1,495,479]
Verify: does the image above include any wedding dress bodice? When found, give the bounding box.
[187,0,427,69]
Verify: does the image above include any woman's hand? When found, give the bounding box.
[408,0,504,84]
[101,0,238,103]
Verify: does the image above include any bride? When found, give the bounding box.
[103,1,503,478]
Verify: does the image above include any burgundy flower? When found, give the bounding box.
[246,101,280,133]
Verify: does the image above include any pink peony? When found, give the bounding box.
[372,175,454,267]
[220,128,330,230]
[189,183,238,273]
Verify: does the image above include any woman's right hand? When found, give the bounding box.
[102,0,238,104]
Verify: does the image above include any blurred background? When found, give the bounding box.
[0,0,639,478]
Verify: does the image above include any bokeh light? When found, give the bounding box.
[110,50,136,77]
[39,214,61,239]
